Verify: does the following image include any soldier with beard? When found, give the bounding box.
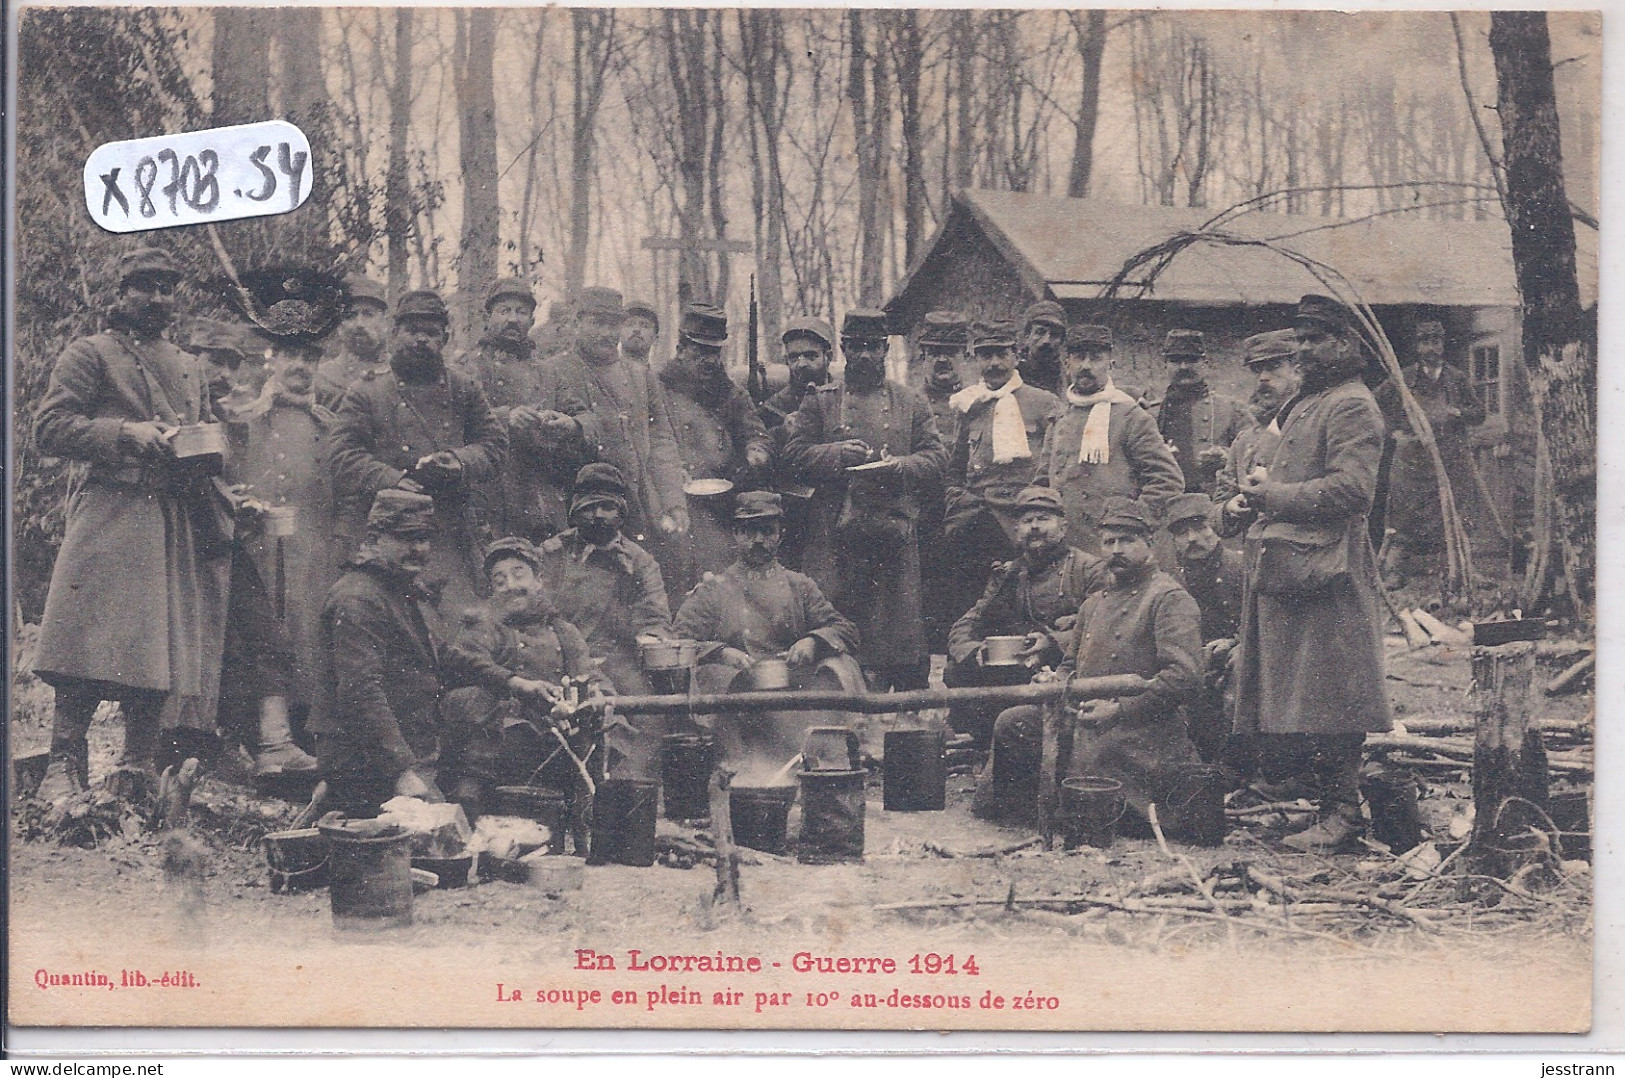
[1147,331,1247,496]
[619,299,661,367]
[658,303,773,596]
[188,319,261,416]
[1164,492,1242,766]
[783,309,947,690]
[328,289,508,624]
[34,247,234,790]
[910,310,971,648]
[461,278,598,544]
[1018,301,1067,395]
[758,316,835,570]
[315,274,388,408]
[1214,330,1302,511]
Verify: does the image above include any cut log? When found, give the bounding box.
[1545,652,1595,696]
[1468,642,1549,875]
[1397,609,1432,649]
[1413,608,1471,647]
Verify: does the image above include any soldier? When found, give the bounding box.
[1164,492,1242,766]
[311,489,447,815]
[328,289,508,623]
[1147,330,1247,496]
[912,310,973,435]
[188,318,261,415]
[460,277,598,544]
[1233,294,1393,852]
[909,310,970,649]
[315,274,388,408]
[943,318,1064,616]
[760,316,836,433]
[440,537,600,821]
[1213,330,1301,510]
[974,498,1203,832]
[944,486,1108,749]
[782,308,948,690]
[1373,319,1488,578]
[1017,300,1067,395]
[547,286,688,546]
[619,299,661,367]
[674,491,863,764]
[658,303,773,596]
[1037,324,1184,555]
[33,247,234,790]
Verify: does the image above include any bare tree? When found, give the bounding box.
[566,9,616,301]
[384,9,413,296]
[846,10,889,303]
[1065,11,1107,199]
[454,9,499,334]
[738,9,790,346]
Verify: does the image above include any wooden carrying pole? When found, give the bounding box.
[1467,641,1549,871]
[605,675,1147,718]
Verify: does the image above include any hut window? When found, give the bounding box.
[1470,344,1501,416]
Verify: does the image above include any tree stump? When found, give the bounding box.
[1468,642,1550,875]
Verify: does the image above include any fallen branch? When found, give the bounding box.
[1545,653,1595,696]
[1247,865,1436,931]
[923,838,1041,859]
[1149,802,1237,947]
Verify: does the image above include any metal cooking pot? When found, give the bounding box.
[803,726,861,772]
[641,638,699,672]
[264,505,298,537]
[747,657,792,691]
[982,635,1028,667]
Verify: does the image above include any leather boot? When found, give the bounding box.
[118,700,163,774]
[254,696,318,775]
[1283,801,1364,853]
[49,736,91,795]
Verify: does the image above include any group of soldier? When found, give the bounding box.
[32,243,1462,852]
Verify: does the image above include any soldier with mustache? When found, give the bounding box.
[315,274,388,409]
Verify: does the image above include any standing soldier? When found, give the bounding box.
[460,277,598,544]
[34,247,234,789]
[910,310,971,649]
[1147,330,1247,495]
[1038,324,1184,555]
[1214,330,1301,509]
[783,308,947,690]
[1017,300,1068,395]
[912,310,973,435]
[548,286,688,546]
[619,299,661,367]
[759,316,837,570]
[943,318,1063,617]
[1233,294,1393,852]
[658,303,773,596]
[311,489,446,815]
[315,274,388,408]
[328,289,508,623]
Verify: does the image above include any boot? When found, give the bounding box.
[49,737,91,795]
[1283,801,1365,853]
[118,699,163,774]
[254,696,318,775]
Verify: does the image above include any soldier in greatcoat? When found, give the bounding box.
[1213,330,1301,511]
[328,289,508,625]
[33,247,234,790]
[1146,330,1247,496]
[314,274,388,409]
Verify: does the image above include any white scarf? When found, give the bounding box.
[949,371,1030,464]
[1065,379,1137,464]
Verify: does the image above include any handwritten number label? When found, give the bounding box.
[83,121,312,233]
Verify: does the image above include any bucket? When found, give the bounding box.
[412,854,473,889]
[588,779,659,867]
[661,733,715,820]
[264,828,328,894]
[1548,790,1591,862]
[492,786,568,854]
[641,638,698,672]
[882,729,946,812]
[1361,767,1423,854]
[318,822,414,928]
[1161,763,1227,847]
[1059,776,1125,849]
[803,726,861,772]
[730,785,796,855]
[796,769,866,864]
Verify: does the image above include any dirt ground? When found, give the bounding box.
[7,633,1594,1032]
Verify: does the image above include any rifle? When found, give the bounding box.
[746,274,767,404]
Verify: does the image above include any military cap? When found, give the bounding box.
[782,316,835,351]
[578,286,624,320]
[1243,329,1299,368]
[733,490,784,521]
[1023,300,1067,332]
[573,462,629,498]
[118,246,182,284]
[1097,496,1154,535]
[1164,492,1217,530]
[1013,486,1065,516]
[1294,294,1358,335]
[679,303,729,347]
[366,488,436,537]
[486,277,536,311]
[396,289,449,324]
[1415,319,1446,341]
[187,318,246,357]
[970,319,1020,350]
[840,308,890,341]
[624,299,660,332]
[1162,329,1206,358]
[918,310,969,348]
[344,274,388,311]
[1065,324,1113,351]
[483,535,542,574]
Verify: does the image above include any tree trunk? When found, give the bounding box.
[456,10,500,339]
[847,10,887,305]
[951,13,975,191]
[1066,10,1106,199]
[213,10,270,126]
[1467,643,1549,876]
[891,11,926,265]
[568,10,614,302]
[740,10,786,353]
[665,10,714,310]
[274,9,330,263]
[385,8,413,299]
[1490,11,1595,620]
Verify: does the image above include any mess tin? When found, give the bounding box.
[168,422,227,473]
[263,505,298,537]
[682,477,733,499]
[982,635,1029,667]
[803,726,861,772]
[641,638,699,672]
[745,657,793,691]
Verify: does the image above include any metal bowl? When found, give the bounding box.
[982,635,1028,667]
[747,657,792,691]
[683,477,734,499]
[264,505,298,537]
[641,638,699,672]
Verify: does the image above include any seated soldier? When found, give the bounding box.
[1164,492,1243,767]
[674,491,864,767]
[973,497,1203,835]
[440,538,602,823]
[944,486,1108,749]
